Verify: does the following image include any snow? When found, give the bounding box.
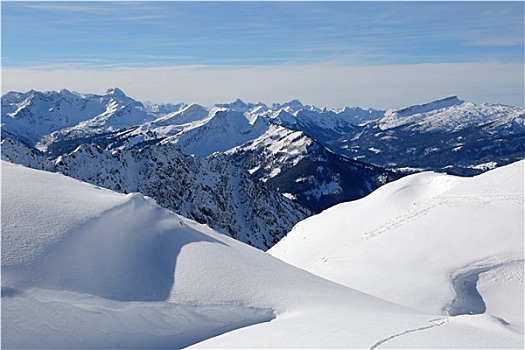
[170,109,270,157]
[379,97,524,133]
[270,160,524,339]
[380,96,464,129]
[282,192,297,200]
[2,160,524,348]
[1,88,155,149]
[162,103,209,125]
[247,165,260,174]
[477,261,524,326]
[469,161,498,171]
[1,162,276,348]
[268,167,281,178]
[304,179,342,199]
[0,161,410,348]
[1,289,274,349]
[230,125,311,167]
[1,163,128,267]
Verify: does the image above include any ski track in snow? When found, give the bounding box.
[358,164,523,243]
[306,192,523,271]
[303,167,523,322]
[369,318,449,349]
[357,194,522,243]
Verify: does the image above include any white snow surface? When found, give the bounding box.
[379,97,525,132]
[164,109,270,157]
[226,124,313,182]
[270,160,524,340]
[2,161,524,349]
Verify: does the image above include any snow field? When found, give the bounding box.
[270,160,524,342]
[2,160,524,348]
[0,161,419,349]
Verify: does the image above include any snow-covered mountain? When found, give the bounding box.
[2,160,522,349]
[168,108,270,158]
[3,90,523,175]
[1,88,397,215]
[1,139,309,250]
[227,123,398,212]
[2,88,524,245]
[330,96,525,174]
[1,88,152,149]
[269,104,383,145]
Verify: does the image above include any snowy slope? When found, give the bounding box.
[227,124,398,212]
[378,96,523,132]
[270,161,524,330]
[1,161,274,348]
[379,96,465,130]
[3,161,523,349]
[170,109,270,157]
[1,88,155,152]
[337,97,525,173]
[1,141,309,250]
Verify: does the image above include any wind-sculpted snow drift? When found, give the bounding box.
[1,138,310,250]
[2,161,524,349]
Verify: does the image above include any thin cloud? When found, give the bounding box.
[19,2,113,14]
[470,36,525,47]
[3,1,522,68]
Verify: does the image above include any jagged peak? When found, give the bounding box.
[104,87,144,108]
[232,98,245,104]
[271,100,302,111]
[214,98,260,112]
[71,143,105,156]
[105,87,126,97]
[283,99,304,107]
[179,102,207,116]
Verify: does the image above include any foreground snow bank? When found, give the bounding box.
[2,161,523,349]
[271,160,524,330]
[2,289,273,349]
[1,162,275,348]
[0,162,417,349]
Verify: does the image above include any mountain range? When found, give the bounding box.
[2,88,524,249]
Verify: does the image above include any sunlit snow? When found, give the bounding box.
[2,161,523,348]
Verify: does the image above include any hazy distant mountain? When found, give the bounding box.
[325,96,525,175]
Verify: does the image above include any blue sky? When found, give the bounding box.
[2,1,524,108]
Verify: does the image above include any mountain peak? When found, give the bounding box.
[283,99,304,108]
[106,87,127,97]
[213,98,268,113]
[215,98,249,109]
[394,96,464,117]
[104,88,143,108]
